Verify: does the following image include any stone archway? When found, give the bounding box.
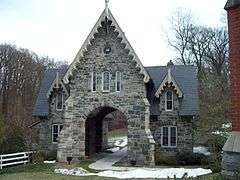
[57,97,155,166]
[85,106,126,157]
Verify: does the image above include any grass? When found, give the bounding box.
[0,163,116,180]
[108,128,127,139]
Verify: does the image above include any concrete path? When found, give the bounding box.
[89,147,136,171]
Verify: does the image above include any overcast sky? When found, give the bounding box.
[0,0,227,66]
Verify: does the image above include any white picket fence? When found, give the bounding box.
[0,151,33,169]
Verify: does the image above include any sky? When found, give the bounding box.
[0,0,227,66]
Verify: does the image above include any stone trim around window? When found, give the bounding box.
[161,126,177,148]
[52,124,63,144]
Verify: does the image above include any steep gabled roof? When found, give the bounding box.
[33,69,66,117]
[63,9,150,84]
[155,67,183,98]
[146,65,199,116]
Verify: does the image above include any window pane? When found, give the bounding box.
[103,72,110,91]
[53,134,58,143]
[167,101,173,110]
[162,127,169,146]
[56,93,63,110]
[116,72,121,92]
[167,91,172,100]
[170,127,177,146]
[53,125,58,134]
[92,72,96,92]
[60,125,63,132]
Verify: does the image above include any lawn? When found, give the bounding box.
[0,163,116,180]
[0,162,220,180]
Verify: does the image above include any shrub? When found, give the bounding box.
[32,151,45,163]
[177,151,210,166]
[209,161,221,173]
[155,152,178,166]
[0,127,26,154]
[44,150,57,161]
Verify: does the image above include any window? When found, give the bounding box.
[102,71,110,92]
[56,93,63,111]
[52,124,63,143]
[115,71,121,92]
[92,72,97,92]
[161,126,177,147]
[165,91,173,111]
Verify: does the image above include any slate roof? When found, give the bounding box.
[32,68,66,117]
[225,0,240,10]
[145,65,199,116]
[33,65,199,117]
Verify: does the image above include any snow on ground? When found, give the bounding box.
[98,168,212,179]
[193,146,211,156]
[55,167,212,179]
[106,147,120,153]
[44,160,56,164]
[114,137,127,148]
[55,168,95,176]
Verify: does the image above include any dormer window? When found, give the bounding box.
[56,93,63,111]
[92,72,97,92]
[102,71,110,92]
[116,71,121,92]
[165,91,173,111]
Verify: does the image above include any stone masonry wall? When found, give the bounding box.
[57,20,155,166]
[150,87,193,156]
[39,90,66,154]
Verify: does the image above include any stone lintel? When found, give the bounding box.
[223,131,240,153]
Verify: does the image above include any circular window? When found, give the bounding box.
[104,46,111,54]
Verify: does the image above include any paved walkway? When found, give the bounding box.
[89,147,136,171]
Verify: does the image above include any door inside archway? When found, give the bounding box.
[85,106,127,157]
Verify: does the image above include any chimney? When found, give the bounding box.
[222,0,240,179]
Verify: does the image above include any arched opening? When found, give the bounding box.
[85,106,127,157]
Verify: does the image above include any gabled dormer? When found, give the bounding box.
[47,71,69,113]
[155,61,183,112]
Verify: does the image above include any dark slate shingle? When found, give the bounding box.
[145,65,199,116]
[32,69,66,117]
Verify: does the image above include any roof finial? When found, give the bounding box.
[105,0,109,18]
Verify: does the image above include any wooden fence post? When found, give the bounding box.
[0,155,2,170]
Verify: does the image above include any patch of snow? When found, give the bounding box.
[44,160,56,164]
[193,146,211,156]
[106,147,120,153]
[98,168,212,179]
[55,167,212,179]
[54,168,95,176]
[114,137,127,148]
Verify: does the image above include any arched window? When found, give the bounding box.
[115,71,121,92]
[56,93,63,111]
[102,71,110,92]
[165,91,173,111]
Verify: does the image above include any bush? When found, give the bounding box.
[177,151,210,166]
[32,151,45,163]
[0,127,26,154]
[209,161,221,173]
[44,150,57,161]
[155,152,178,165]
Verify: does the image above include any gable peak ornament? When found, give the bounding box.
[105,0,109,17]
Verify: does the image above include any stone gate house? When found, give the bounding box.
[32,6,198,166]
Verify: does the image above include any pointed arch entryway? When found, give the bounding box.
[85,106,127,157]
